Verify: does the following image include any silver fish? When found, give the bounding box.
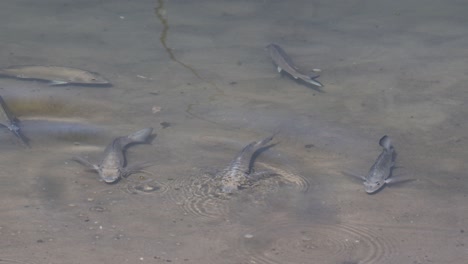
[0,95,30,147]
[0,65,110,86]
[266,43,322,87]
[73,128,153,183]
[216,135,275,193]
[344,135,396,194]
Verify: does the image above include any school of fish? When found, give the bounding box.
[0,44,411,197]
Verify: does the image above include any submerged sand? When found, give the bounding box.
[0,0,466,263]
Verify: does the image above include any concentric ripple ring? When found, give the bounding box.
[234,218,399,264]
[164,171,231,220]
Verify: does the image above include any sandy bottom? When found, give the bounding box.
[0,0,466,263]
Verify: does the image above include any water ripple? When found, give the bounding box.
[234,218,399,264]
[164,170,231,220]
[122,172,170,196]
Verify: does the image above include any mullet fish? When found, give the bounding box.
[73,128,153,183]
[266,43,322,87]
[344,135,396,194]
[0,65,110,86]
[216,134,275,193]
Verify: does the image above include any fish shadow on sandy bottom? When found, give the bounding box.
[20,119,107,145]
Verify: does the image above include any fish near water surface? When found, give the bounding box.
[0,66,110,86]
[216,134,276,193]
[266,43,323,87]
[73,128,153,183]
[0,95,30,147]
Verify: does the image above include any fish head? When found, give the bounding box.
[221,185,237,193]
[220,181,239,193]
[72,71,110,85]
[363,180,385,194]
[97,167,121,183]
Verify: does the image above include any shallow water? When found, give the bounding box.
[0,0,466,263]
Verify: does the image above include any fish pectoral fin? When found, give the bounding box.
[277,66,282,73]
[385,177,415,186]
[123,161,155,176]
[342,171,366,181]
[49,80,69,86]
[72,156,97,170]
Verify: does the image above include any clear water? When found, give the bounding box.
[0,1,466,263]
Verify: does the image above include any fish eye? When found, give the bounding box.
[376,182,381,186]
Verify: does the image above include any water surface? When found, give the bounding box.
[0,1,466,263]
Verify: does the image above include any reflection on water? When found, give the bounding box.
[0,0,466,263]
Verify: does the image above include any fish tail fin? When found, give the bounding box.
[300,74,323,87]
[238,133,276,157]
[14,130,30,148]
[229,134,277,175]
[126,127,153,144]
[379,135,393,150]
[252,133,276,149]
